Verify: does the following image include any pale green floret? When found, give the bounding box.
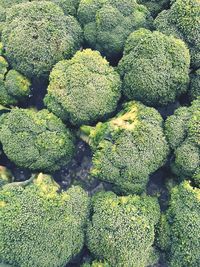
[156,181,200,267]
[87,191,160,267]
[0,166,12,187]
[80,101,169,194]
[44,49,121,126]
[138,0,170,17]
[0,173,89,267]
[82,260,110,267]
[0,108,75,172]
[190,69,200,100]
[118,28,190,106]
[78,0,152,59]
[165,98,200,180]
[2,1,83,78]
[0,53,31,106]
[155,0,200,69]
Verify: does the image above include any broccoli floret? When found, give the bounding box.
[155,0,200,69]
[0,108,75,172]
[138,0,170,17]
[190,69,200,100]
[86,191,160,267]
[0,166,12,187]
[77,0,152,60]
[0,173,89,267]
[80,101,169,194]
[1,1,83,78]
[82,260,110,267]
[165,98,200,180]
[0,0,80,16]
[0,54,31,106]
[44,49,121,126]
[156,181,200,267]
[118,28,190,106]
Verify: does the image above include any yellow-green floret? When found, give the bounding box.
[86,191,160,267]
[118,28,190,106]
[44,49,121,126]
[80,101,169,194]
[0,173,90,267]
[0,108,75,172]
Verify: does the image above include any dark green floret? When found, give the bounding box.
[138,0,170,17]
[80,101,169,194]
[118,28,190,106]
[155,0,200,69]
[78,0,152,59]
[156,181,200,267]
[2,1,83,78]
[190,69,200,100]
[86,191,160,267]
[0,173,89,267]
[165,98,200,180]
[0,108,75,172]
[44,49,121,126]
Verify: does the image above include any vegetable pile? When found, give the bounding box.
[0,0,199,267]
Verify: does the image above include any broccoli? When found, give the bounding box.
[189,69,200,100]
[1,1,83,79]
[0,0,80,16]
[0,108,75,172]
[82,260,110,267]
[137,0,170,17]
[118,28,190,107]
[86,191,160,267]
[154,0,200,69]
[165,98,200,180]
[77,0,152,60]
[156,181,200,267]
[0,166,12,187]
[0,173,89,267]
[44,49,121,126]
[0,53,31,106]
[80,101,169,194]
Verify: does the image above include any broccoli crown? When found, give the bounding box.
[155,0,200,69]
[2,1,83,78]
[118,28,190,106]
[165,98,200,179]
[87,191,160,267]
[190,68,200,100]
[0,173,89,267]
[77,0,152,59]
[0,108,75,172]
[44,49,121,126]
[80,101,169,194]
[137,0,170,17]
[0,50,31,106]
[156,181,200,267]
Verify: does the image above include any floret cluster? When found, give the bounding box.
[0,0,199,267]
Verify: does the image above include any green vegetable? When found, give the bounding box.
[0,108,75,172]
[87,191,160,267]
[80,101,169,194]
[138,0,170,17]
[44,49,121,126]
[0,173,89,267]
[118,28,190,106]
[190,69,200,100]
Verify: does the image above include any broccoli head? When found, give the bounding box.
[77,0,152,59]
[44,49,121,126]
[0,108,75,172]
[190,68,200,100]
[156,181,200,267]
[80,101,169,194]
[137,0,170,17]
[165,98,200,180]
[0,173,89,267]
[118,28,190,106]
[86,191,160,267]
[1,1,83,78]
[155,0,200,69]
[0,53,31,106]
